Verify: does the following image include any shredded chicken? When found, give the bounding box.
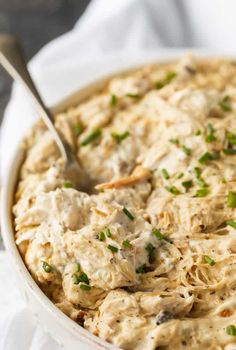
[14,54,236,349]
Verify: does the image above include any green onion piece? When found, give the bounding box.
[177,172,184,179]
[122,207,135,221]
[97,231,105,241]
[194,188,209,197]
[182,145,192,156]
[205,124,217,143]
[169,138,179,145]
[145,242,155,256]
[226,220,236,229]
[63,181,73,188]
[78,272,89,285]
[207,124,215,134]
[223,148,236,155]
[76,262,81,272]
[112,131,129,142]
[126,93,140,98]
[226,325,236,336]
[136,264,148,274]
[161,168,170,180]
[193,167,202,178]
[219,95,231,112]
[204,255,215,266]
[152,228,164,240]
[107,244,118,253]
[105,228,112,238]
[81,128,101,146]
[195,129,201,136]
[156,71,177,89]
[227,191,236,208]
[196,178,208,188]
[80,283,91,291]
[110,94,117,106]
[199,152,213,163]
[152,228,172,244]
[205,133,217,143]
[165,186,181,195]
[75,122,83,137]
[122,239,133,249]
[42,261,52,273]
[72,274,79,285]
[198,151,220,164]
[182,180,193,190]
[226,131,236,146]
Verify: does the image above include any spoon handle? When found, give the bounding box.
[0,34,69,161]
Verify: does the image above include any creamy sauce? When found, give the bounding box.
[14,54,236,349]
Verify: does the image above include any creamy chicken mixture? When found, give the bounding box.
[14,54,236,349]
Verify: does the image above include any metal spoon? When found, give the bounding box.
[0,34,85,190]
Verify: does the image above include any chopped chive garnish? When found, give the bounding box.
[204,255,215,266]
[196,178,207,188]
[81,128,101,146]
[76,262,81,272]
[152,228,164,240]
[226,220,236,229]
[226,325,236,336]
[205,133,217,143]
[145,242,155,256]
[107,244,118,253]
[227,191,236,208]
[136,264,148,274]
[223,148,236,155]
[182,180,193,190]
[97,231,105,241]
[63,181,73,188]
[195,129,201,136]
[219,95,231,112]
[122,239,133,249]
[205,124,217,143]
[193,167,202,178]
[110,94,117,106]
[177,172,184,179]
[152,228,172,243]
[207,124,214,134]
[42,261,52,273]
[105,228,112,238]
[194,188,209,197]
[112,131,129,142]
[126,93,140,98]
[165,186,181,195]
[161,168,169,180]
[169,138,179,145]
[198,151,220,164]
[80,283,91,291]
[122,207,135,221]
[182,145,192,156]
[72,274,79,284]
[156,71,177,89]
[226,131,236,146]
[75,122,83,137]
[78,272,89,285]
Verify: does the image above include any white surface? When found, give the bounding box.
[1,0,236,349]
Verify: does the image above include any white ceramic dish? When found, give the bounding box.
[1,51,235,350]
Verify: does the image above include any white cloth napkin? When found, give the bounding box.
[1,0,236,349]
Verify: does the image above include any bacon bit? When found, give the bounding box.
[219,309,232,318]
[95,166,151,190]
